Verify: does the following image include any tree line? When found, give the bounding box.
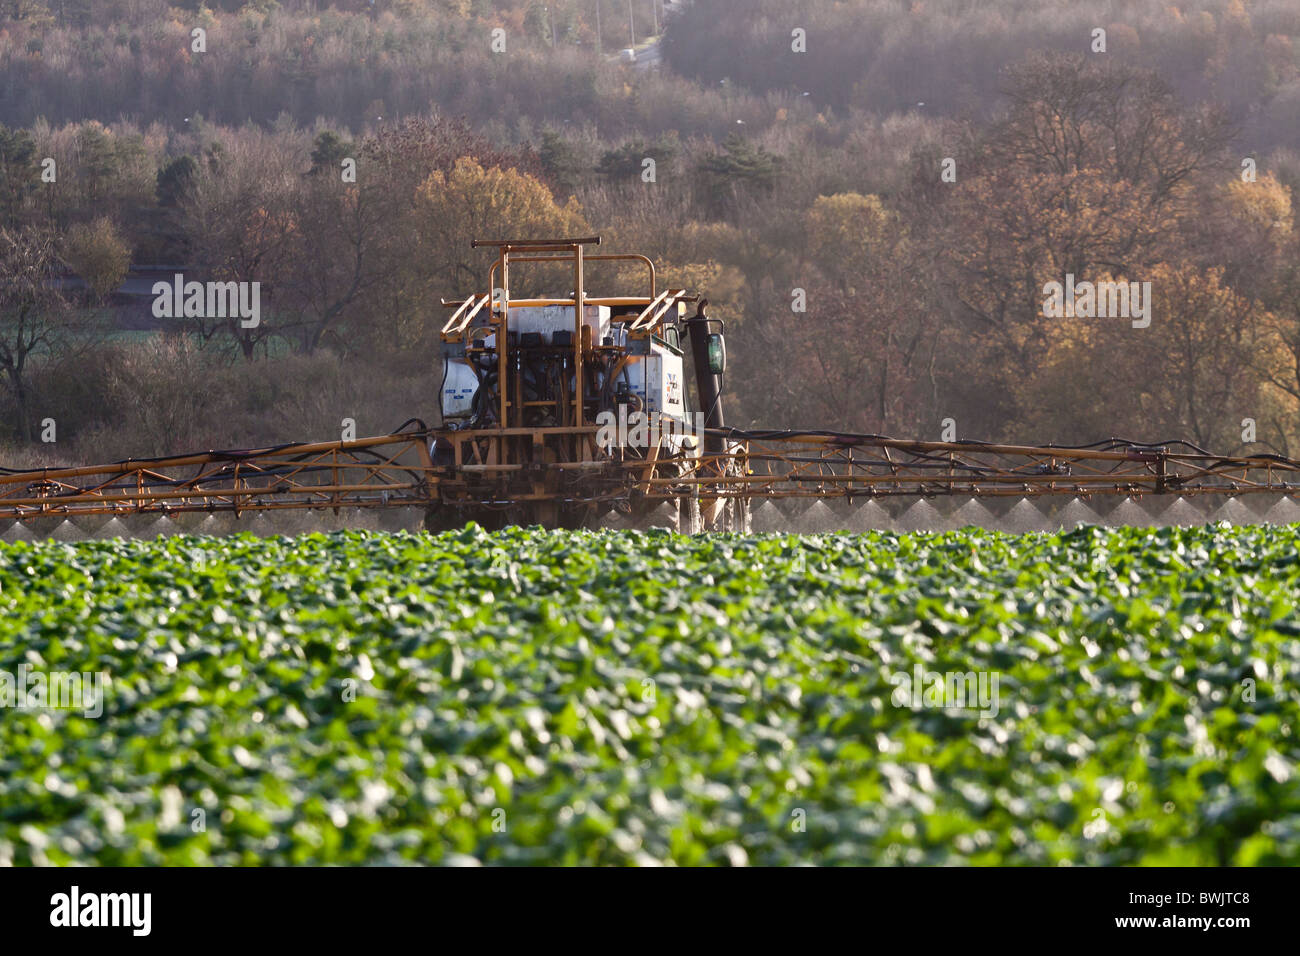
[1,4,1299,464]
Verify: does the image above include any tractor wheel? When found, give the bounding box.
[730,494,752,533]
[558,502,597,530]
[711,495,751,533]
[698,452,751,533]
[678,492,702,535]
[423,503,462,533]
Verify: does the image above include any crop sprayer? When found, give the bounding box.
[5,236,1300,536]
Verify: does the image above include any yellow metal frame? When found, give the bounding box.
[439,236,697,428]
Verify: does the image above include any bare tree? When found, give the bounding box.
[280,170,401,355]
[0,226,75,440]
[181,135,300,360]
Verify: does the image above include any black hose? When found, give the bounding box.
[0,418,431,480]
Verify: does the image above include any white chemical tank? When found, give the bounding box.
[440,359,479,421]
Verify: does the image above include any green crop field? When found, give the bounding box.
[0,523,1297,865]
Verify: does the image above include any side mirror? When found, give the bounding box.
[707,332,726,375]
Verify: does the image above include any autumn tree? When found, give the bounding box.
[918,55,1239,436]
[749,192,941,433]
[1259,222,1300,450]
[1190,174,1294,299]
[937,57,1232,348]
[1019,265,1267,449]
[1137,265,1266,449]
[805,193,895,293]
[63,217,130,304]
[412,157,589,302]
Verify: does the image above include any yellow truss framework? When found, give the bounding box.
[3,425,1299,522]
